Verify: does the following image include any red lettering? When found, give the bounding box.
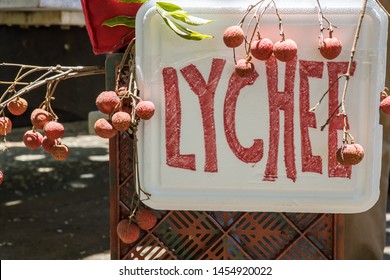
[264,55,297,182]
[224,70,263,163]
[327,62,356,178]
[162,67,196,171]
[180,59,226,172]
[299,60,324,174]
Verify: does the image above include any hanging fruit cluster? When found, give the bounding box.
[93,90,155,139]
[0,98,68,159]
[221,0,373,168]
[0,64,105,186]
[223,0,342,79]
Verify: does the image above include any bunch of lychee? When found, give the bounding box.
[24,108,69,160]
[223,25,298,78]
[116,209,158,244]
[223,25,343,78]
[93,88,155,139]
[336,141,364,166]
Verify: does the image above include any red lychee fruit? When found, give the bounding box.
[250,38,274,60]
[0,117,12,136]
[95,91,120,114]
[31,109,52,129]
[223,26,245,48]
[319,37,342,60]
[7,97,28,116]
[94,118,117,138]
[0,171,3,185]
[42,136,60,153]
[116,219,140,244]
[380,96,390,114]
[235,59,255,77]
[51,144,69,161]
[135,101,155,120]
[23,130,43,150]
[111,111,131,132]
[336,143,365,166]
[43,121,64,140]
[135,209,158,230]
[273,39,298,62]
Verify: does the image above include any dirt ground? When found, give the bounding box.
[0,121,110,260]
[0,121,389,260]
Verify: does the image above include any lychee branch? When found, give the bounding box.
[339,0,367,143]
[111,40,151,223]
[0,65,105,112]
[315,0,368,143]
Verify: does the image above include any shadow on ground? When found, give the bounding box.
[0,122,110,260]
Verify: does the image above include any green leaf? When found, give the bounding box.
[102,16,136,28]
[156,2,214,26]
[119,0,148,3]
[169,11,214,26]
[161,16,213,41]
[156,2,182,12]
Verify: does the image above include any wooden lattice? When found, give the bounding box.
[109,131,344,260]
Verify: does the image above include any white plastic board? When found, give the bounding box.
[135,0,387,213]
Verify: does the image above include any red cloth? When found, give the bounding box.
[81,0,143,54]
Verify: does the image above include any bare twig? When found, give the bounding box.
[339,0,368,143]
[0,65,105,110]
[318,0,368,141]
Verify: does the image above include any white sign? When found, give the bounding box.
[135,0,387,213]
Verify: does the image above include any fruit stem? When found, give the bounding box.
[316,0,335,47]
[339,0,367,137]
[272,0,285,41]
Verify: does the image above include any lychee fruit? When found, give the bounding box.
[111,111,131,132]
[336,143,364,166]
[135,209,158,230]
[135,101,155,120]
[319,37,342,60]
[116,219,140,244]
[7,97,28,116]
[0,117,12,136]
[94,118,117,138]
[95,91,120,114]
[42,136,60,153]
[273,38,298,62]
[0,171,3,185]
[250,38,274,60]
[43,121,64,140]
[23,130,43,150]
[380,96,390,114]
[51,144,69,161]
[223,26,245,48]
[31,109,52,129]
[235,58,255,77]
